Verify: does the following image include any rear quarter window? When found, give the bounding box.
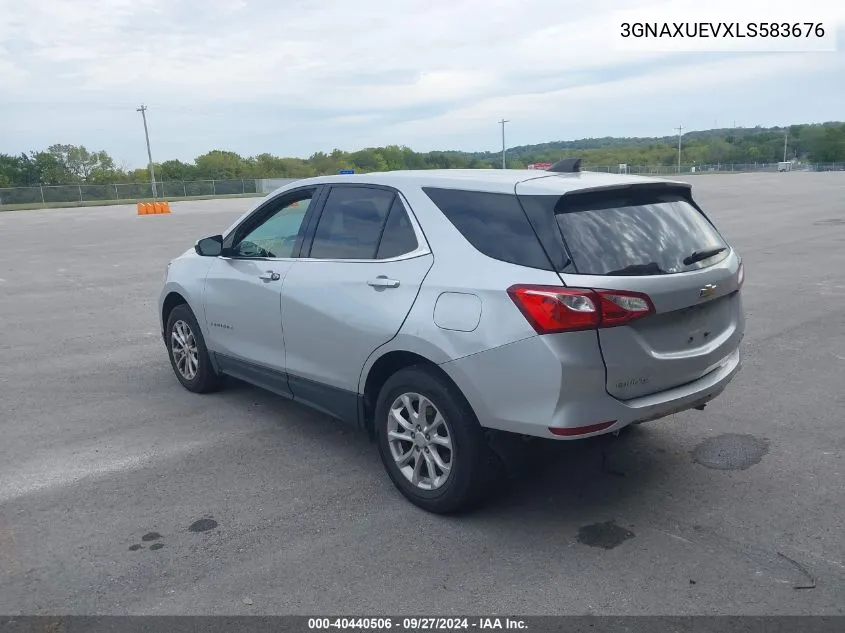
[422,187,553,270]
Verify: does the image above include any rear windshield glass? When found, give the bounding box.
[546,190,728,276]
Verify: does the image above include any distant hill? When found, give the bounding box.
[457,122,845,164]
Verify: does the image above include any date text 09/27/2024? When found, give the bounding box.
[307,617,529,630]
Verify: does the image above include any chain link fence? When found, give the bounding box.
[590,162,842,175]
[1,165,842,208]
[0,178,265,207]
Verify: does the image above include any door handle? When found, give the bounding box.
[367,276,400,289]
[258,270,281,282]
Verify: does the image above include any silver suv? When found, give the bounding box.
[159,162,745,513]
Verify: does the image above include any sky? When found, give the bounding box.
[1,0,844,169]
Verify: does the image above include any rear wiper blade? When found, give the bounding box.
[606,262,667,276]
[683,247,727,266]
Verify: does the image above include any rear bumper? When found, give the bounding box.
[439,332,742,440]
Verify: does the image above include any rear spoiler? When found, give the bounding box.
[552,181,713,225]
[542,160,697,214]
[558,181,692,197]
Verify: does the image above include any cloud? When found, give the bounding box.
[0,51,25,88]
[378,53,845,141]
[0,0,843,164]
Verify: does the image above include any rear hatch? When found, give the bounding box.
[516,180,744,400]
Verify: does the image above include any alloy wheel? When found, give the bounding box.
[386,392,454,490]
[171,319,199,381]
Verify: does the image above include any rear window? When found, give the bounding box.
[533,189,729,276]
[422,187,553,270]
[309,186,394,259]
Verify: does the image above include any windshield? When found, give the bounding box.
[548,190,729,276]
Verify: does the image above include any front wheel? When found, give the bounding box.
[375,366,495,514]
[165,304,222,394]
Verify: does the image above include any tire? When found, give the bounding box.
[375,365,496,514]
[165,304,222,394]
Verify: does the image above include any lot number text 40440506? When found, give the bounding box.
[307,617,529,630]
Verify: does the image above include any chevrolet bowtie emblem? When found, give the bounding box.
[699,284,717,298]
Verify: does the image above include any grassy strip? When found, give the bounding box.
[0,192,264,212]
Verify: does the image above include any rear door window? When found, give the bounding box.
[376,197,418,259]
[308,186,395,259]
[539,189,728,275]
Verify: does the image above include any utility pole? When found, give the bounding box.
[676,125,683,173]
[499,118,509,169]
[783,130,788,162]
[137,105,158,198]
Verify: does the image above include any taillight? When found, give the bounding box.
[598,292,654,327]
[507,285,599,333]
[507,284,654,334]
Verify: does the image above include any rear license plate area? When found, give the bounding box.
[635,386,726,424]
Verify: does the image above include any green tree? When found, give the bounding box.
[87,165,127,184]
[349,149,387,172]
[30,151,71,184]
[0,152,58,187]
[129,168,150,182]
[158,159,196,181]
[0,153,25,187]
[808,125,845,162]
[45,144,116,182]
[308,150,347,174]
[194,150,250,179]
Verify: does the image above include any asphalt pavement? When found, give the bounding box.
[1,172,844,615]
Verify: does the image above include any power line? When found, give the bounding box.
[136,105,158,199]
[676,125,683,174]
[499,119,509,169]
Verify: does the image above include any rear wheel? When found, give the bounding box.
[165,304,222,394]
[375,366,495,514]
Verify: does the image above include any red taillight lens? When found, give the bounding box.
[597,291,654,327]
[507,285,654,334]
[507,285,599,333]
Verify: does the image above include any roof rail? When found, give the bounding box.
[547,158,581,173]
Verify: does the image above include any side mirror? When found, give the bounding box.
[195,235,223,257]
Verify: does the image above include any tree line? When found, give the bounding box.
[2,122,844,189]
